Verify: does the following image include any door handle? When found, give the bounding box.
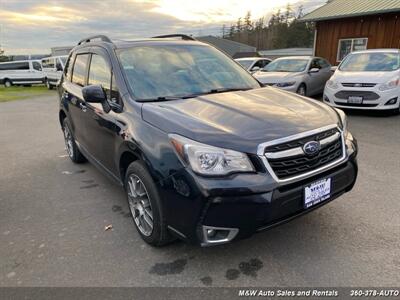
[79,103,87,112]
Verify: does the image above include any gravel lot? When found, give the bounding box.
[0,93,399,287]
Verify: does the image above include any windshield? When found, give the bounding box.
[263,59,309,72]
[339,52,400,71]
[236,59,254,69]
[117,44,260,100]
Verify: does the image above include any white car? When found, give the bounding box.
[0,60,44,87]
[41,55,68,89]
[235,57,272,73]
[324,49,400,113]
[253,56,332,96]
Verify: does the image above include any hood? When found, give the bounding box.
[142,87,339,154]
[254,71,303,84]
[333,70,398,84]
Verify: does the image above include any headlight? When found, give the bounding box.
[276,81,296,87]
[169,134,254,176]
[327,79,339,89]
[334,108,348,138]
[378,78,399,91]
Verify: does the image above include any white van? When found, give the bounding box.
[41,56,68,89]
[0,60,44,87]
[324,49,400,113]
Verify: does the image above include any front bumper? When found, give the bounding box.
[324,86,400,110]
[158,137,358,246]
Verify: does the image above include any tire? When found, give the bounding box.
[62,118,86,163]
[4,79,12,88]
[125,161,174,246]
[296,83,307,96]
[45,79,53,90]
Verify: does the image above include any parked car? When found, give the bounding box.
[42,55,68,89]
[235,57,272,73]
[324,49,400,113]
[0,60,44,87]
[253,56,332,96]
[59,34,358,247]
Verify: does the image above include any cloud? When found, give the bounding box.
[0,0,325,54]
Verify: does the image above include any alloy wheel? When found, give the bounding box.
[297,85,306,96]
[127,174,154,236]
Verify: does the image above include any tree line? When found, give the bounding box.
[221,4,315,50]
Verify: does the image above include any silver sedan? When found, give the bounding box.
[253,56,332,96]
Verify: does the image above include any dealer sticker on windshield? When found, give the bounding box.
[304,178,331,209]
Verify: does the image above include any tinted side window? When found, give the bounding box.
[310,59,321,70]
[88,54,111,90]
[32,62,42,71]
[72,54,89,86]
[319,59,330,68]
[0,62,30,70]
[42,59,54,68]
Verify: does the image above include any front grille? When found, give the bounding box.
[341,83,376,88]
[335,90,380,100]
[264,128,343,180]
[265,128,337,152]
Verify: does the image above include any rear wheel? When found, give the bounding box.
[297,83,307,96]
[4,79,12,88]
[125,161,174,246]
[62,118,86,163]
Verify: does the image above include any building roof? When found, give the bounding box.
[301,0,400,22]
[196,36,256,56]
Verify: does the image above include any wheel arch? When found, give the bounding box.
[118,147,142,184]
[59,110,67,127]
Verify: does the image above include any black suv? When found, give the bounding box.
[59,34,358,246]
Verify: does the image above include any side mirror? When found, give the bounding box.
[309,68,320,73]
[82,85,111,113]
[56,64,63,72]
[82,85,106,103]
[331,66,338,73]
[251,66,260,72]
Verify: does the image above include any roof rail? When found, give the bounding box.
[77,35,112,45]
[152,34,196,41]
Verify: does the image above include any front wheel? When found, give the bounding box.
[125,161,174,246]
[296,84,307,96]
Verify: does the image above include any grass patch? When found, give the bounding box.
[0,85,54,103]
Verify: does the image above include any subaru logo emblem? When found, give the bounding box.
[303,141,320,156]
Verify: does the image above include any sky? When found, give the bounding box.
[0,0,326,55]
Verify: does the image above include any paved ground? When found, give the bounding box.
[0,94,399,287]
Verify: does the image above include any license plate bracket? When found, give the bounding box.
[347,96,363,104]
[304,178,331,209]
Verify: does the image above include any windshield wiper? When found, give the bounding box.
[207,87,253,94]
[136,96,184,102]
[136,88,253,102]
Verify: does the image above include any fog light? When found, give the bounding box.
[323,95,330,102]
[384,97,398,105]
[207,229,216,238]
[201,226,239,246]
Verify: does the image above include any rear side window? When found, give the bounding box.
[0,62,29,70]
[72,54,89,86]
